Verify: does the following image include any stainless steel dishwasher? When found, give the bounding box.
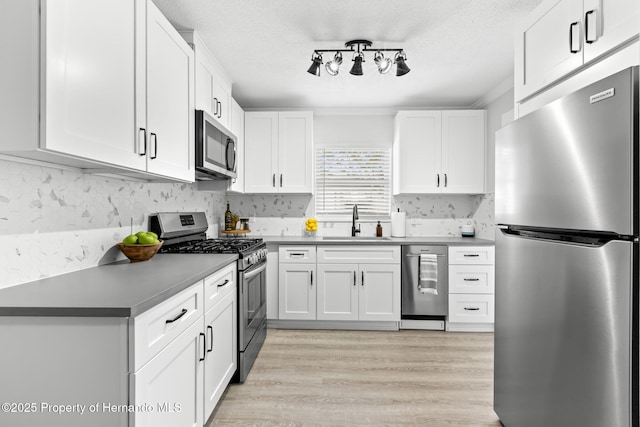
[401,245,448,326]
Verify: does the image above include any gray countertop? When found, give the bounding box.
[0,253,237,317]
[261,235,494,246]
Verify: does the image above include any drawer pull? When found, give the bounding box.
[217,279,230,288]
[290,253,305,258]
[463,278,480,282]
[165,308,188,324]
[463,254,480,257]
[207,325,214,353]
[464,307,480,311]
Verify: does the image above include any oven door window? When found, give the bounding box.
[241,262,266,348]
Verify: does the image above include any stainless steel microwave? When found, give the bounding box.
[195,110,237,180]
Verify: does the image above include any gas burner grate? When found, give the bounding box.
[160,238,264,255]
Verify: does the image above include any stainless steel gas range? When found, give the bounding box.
[150,212,267,383]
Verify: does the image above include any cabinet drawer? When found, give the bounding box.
[279,245,317,263]
[317,246,400,264]
[204,262,236,312]
[132,282,204,371]
[449,265,495,294]
[448,246,495,264]
[448,294,494,324]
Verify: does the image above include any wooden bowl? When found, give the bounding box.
[117,240,163,263]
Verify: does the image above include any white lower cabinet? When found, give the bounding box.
[278,246,316,320]
[277,245,401,323]
[0,262,237,427]
[317,263,400,321]
[203,290,237,418]
[447,246,495,332]
[131,319,203,427]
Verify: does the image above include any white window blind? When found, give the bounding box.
[315,147,391,218]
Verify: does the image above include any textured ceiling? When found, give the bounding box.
[152,0,542,109]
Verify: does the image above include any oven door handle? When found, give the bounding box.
[243,262,267,280]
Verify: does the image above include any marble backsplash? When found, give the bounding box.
[1,158,494,289]
[223,193,495,239]
[0,158,219,289]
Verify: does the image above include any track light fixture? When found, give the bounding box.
[307,39,410,77]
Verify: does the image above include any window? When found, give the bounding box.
[315,147,391,218]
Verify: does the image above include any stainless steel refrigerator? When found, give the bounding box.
[494,66,639,427]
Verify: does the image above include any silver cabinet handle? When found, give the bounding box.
[280,174,283,187]
[464,254,480,257]
[138,128,147,156]
[464,307,480,311]
[444,173,448,187]
[361,271,364,286]
[463,278,480,282]
[353,271,356,286]
[213,97,219,116]
[272,173,276,187]
[217,279,230,288]
[436,174,440,187]
[310,271,313,286]
[290,253,305,258]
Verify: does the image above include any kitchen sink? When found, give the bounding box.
[321,236,391,241]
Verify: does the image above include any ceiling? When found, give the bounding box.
[152,0,542,110]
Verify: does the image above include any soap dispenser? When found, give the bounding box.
[376,221,383,237]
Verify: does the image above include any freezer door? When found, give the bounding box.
[495,67,636,236]
[494,231,635,427]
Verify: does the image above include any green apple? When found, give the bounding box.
[138,233,157,245]
[122,234,138,244]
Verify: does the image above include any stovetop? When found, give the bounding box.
[159,238,264,255]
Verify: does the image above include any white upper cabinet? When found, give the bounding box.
[515,0,640,102]
[180,30,233,130]
[393,111,442,194]
[393,110,486,195]
[0,0,194,182]
[142,1,195,182]
[244,111,313,194]
[582,0,640,63]
[43,0,143,171]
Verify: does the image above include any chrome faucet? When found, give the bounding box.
[351,204,361,237]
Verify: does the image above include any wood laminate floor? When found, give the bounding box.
[207,329,500,426]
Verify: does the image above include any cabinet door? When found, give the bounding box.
[583,0,640,63]
[228,99,244,193]
[278,112,313,193]
[441,111,486,194]
[358,264,400,321]
[193,45,216,116]
[203,291,237,420]
[278,263,316,320]
[316,264,358,321]
[43,0,145,170]
[393,111,442,194]
[515,0,583,101]
[244,112,279,193]
[132,320,203,427]
[214,77,232,129]
[144,0,194,181]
